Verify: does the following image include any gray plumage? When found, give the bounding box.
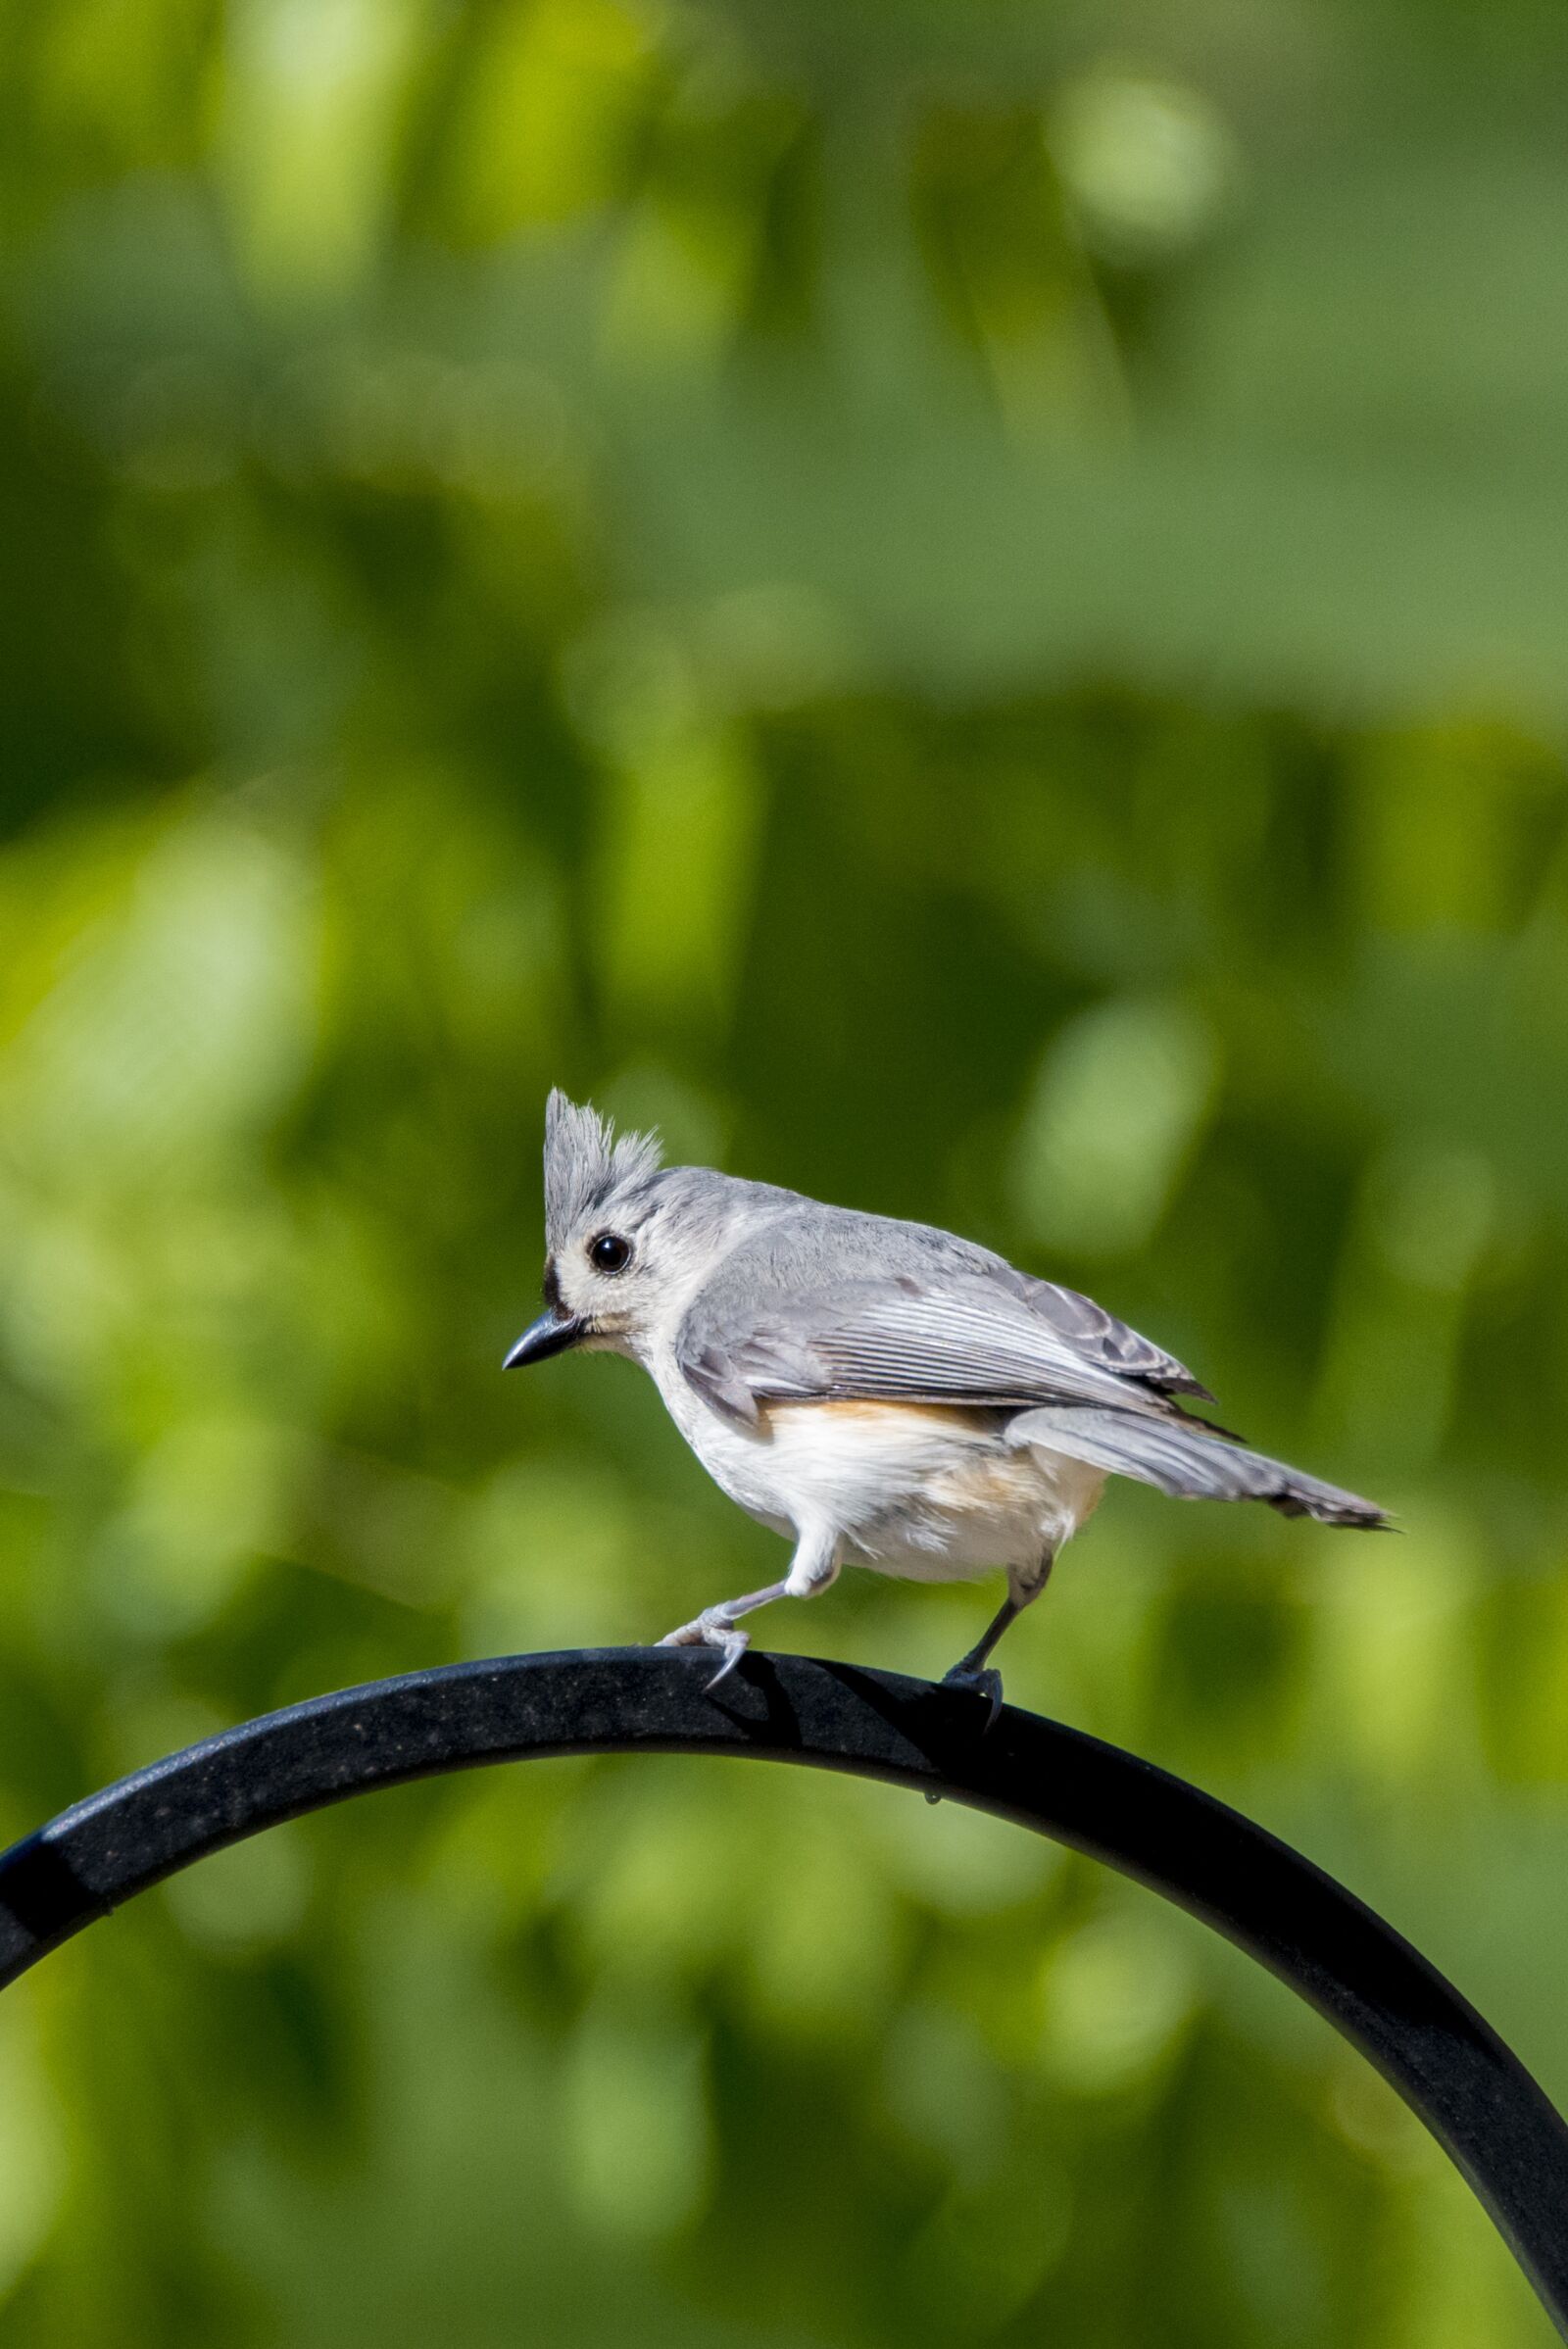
[680,1213,1213,1418]
[659,1164,1380,1532]
[509,1094,1389,1697]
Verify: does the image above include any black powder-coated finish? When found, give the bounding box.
[0,1647,1563,2334]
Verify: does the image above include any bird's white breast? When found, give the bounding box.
[644,1340,1104,1582]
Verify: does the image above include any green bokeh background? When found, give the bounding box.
[3,0,1568,2341]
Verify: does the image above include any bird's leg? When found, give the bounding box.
[658,1529,840,1690]
[942,1546,1055,1728]
[941,1596,1019,1726]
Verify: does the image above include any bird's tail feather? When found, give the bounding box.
[1008,1405,1390,1529]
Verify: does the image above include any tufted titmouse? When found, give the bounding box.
[506,1093,1387,1709]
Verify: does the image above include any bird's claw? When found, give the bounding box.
[702,1631,749,1691]
[658,1613,750,1691]
[941,1663,1004,1732]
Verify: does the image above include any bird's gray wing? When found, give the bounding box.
[1003,1272,1212,1399]
[676,1265,1209,1429]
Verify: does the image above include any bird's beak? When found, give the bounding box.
[503,1307,586,1368]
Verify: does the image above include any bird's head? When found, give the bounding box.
[505,1091,735,1368]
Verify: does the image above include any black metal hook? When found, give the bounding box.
[1,1647,1564,2337]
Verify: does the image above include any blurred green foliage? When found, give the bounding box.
[3,0,1568,2340]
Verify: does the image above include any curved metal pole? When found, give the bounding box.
[0,1647,1564,2335]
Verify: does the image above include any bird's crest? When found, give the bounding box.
[543,1090,663,1251]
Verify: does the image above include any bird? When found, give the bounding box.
[505,1092,1389,1714]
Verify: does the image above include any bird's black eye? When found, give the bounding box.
[588,1231,633,1274]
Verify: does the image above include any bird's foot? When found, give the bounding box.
[657,1611,751,1690]
[940,1662,1004,1732]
